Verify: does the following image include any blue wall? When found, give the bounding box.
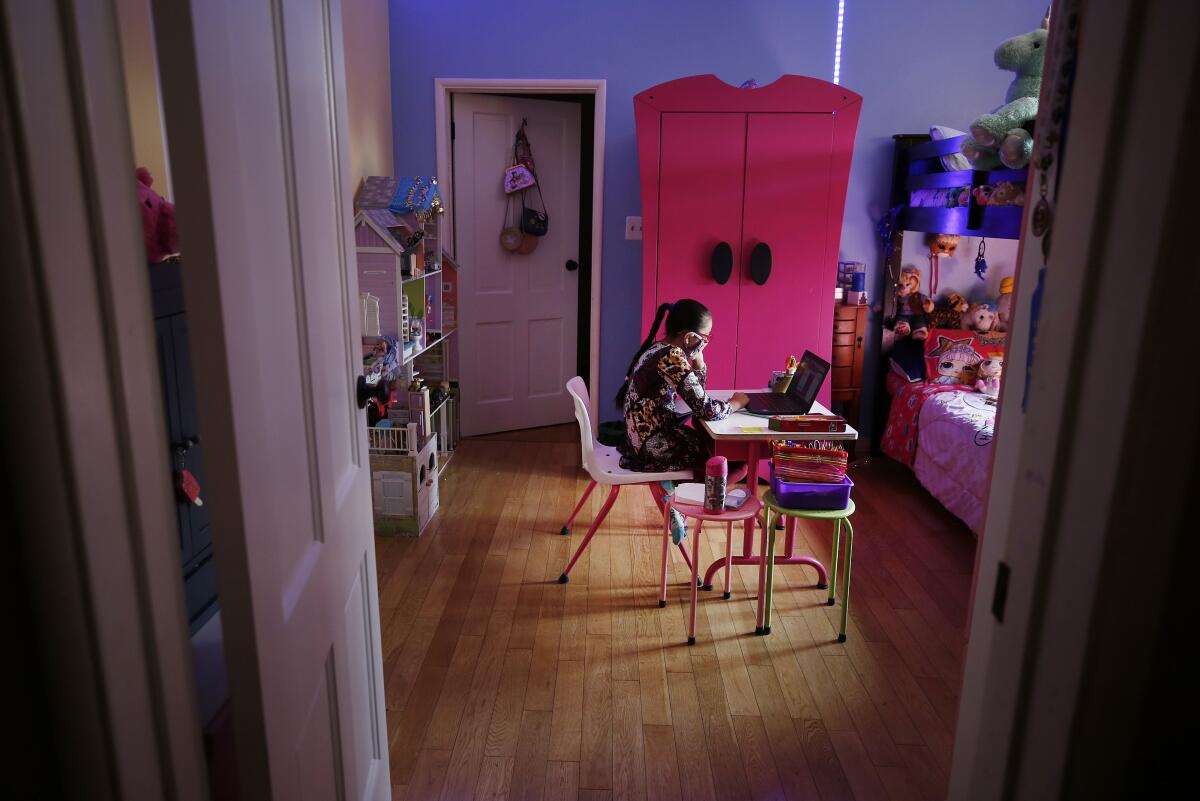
[389,0,1047,431]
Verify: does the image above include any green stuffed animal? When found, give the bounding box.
[961,9,1050,170]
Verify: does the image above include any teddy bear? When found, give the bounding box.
[988,181,1026,206]
[960,11,1049,170]
[995,276,1014,332]
[928,292,971,329]
[892,265,935,340]
[965,303,998,334]
[136,166,179,263]
[974,356,1004,397]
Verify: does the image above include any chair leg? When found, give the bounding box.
[838,517,855,643]
[658,500,672,608]
[756,509,771,633]
[722,522,734,600]
[688,520,703,645]
[559,484,619,583]
[828,518,842,608]
[561,479,597,535]
[763,526,777,635]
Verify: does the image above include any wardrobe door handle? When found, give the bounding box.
[565,259,579,272]
[750,242,772,286]
[711,241,733,285]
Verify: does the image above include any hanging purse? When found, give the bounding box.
[499,192,525,253]
[520,184,549,237]
[503,121,538,194]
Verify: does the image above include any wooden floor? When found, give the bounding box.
[378,426,975,801]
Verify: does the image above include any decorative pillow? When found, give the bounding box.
[930,125,972,172]
[924,328,1007,385]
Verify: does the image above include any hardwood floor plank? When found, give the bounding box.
[545,760,580,801]
[746,664,822,801]
[486,648,534,758]
[691,652,752,801]
[731,715,787,801]
[580,634,613,790]
[399,748,451,801]
[509,709,553,801]
[664,673,717,801]
[823,653,902,767]
[421,634,486,750]
[829,730,891,801]
[642,724,683,801]
[613,680,647,801]
[548,659,585,762]
[473,756,514,801]
[777,615,854,731]
[794,718,854,801]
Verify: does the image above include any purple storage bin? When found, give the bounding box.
[769,466,853,511]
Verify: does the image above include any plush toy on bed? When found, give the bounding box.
[965,303,998,334]
[974,356,1004,397]
[927,335,983,385]
[995,276,1014,332]
[892,265,935,340]
[961,9,1049,170]
[928,293,971,329]
[136,166,179,263]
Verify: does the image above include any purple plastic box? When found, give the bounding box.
[769,467,854,511]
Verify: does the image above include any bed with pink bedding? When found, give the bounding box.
[882,374,996,534]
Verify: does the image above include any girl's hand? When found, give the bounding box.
[729,392,750,410]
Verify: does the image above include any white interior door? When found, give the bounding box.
[151,1,388,798]
[453,93,581,436]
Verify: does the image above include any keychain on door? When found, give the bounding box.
[174,438,204,507]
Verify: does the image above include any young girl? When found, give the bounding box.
[616,299,749,542]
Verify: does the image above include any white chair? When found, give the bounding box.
[557,376,695,584]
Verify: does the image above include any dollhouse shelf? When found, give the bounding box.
[400,327,456,368]
[899,136,1028,240]
[402,268,440,285]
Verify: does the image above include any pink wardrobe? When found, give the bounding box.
[635,75,862,404]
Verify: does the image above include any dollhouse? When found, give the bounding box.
[355,177,460,535]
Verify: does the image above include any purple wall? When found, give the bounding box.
[389,0,1047,429]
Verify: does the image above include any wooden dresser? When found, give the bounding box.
[832,304,868,428]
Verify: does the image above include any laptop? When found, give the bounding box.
[743,350,831,416]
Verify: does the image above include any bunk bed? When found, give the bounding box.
[875,133,1027,534]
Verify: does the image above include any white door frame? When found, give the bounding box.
[435,78,606,432]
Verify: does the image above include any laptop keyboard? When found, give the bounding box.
[749,393,796,414]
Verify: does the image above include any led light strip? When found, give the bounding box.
[833,0,845,85]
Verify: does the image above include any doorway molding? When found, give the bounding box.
[435,78,606,432]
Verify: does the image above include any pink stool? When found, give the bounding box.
[659,495,765,645]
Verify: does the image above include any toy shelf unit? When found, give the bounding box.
[900,135,1028,240]
[355,176,460,535]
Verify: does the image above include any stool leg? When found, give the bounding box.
[827,518,842,607]
[722,522,734,600]
[838,517,855,643]
[763,524,777,635]
[561,479,597,535]
[756,509,771,633]
[658,500,672,608]
[688,521,703,645]
[559,484,619,583]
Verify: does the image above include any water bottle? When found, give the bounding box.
[705,456,728,512]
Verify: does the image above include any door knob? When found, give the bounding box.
[356,375,388,409]
[565,259,579,272]
[711,242,733,285]
[750,242,772,286]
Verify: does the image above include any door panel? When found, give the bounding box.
[453,93,581,435]
[736,113,835,403]
[657,113,746,388]
[152,0,388,797]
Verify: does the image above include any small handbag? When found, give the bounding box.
[520,184,549,237]
[503,121,538,194]
[388,176,442,223]
[499,192,527,253]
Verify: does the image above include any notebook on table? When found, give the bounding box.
[743,351,831,416]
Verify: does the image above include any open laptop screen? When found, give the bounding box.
[787,351,830,413]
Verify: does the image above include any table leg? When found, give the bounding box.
[755,507,771,633]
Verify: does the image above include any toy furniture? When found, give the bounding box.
[831,303,868,428]
[634,75,862,397]
[759,492,857,641]
[659,494,764,645]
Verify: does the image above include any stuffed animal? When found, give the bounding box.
[136,167,179,263]
[974,357,1004,397]
[972,184,994,206]
[965,303,998,334]
[929,233,961,257]
[961,10,1049,170]
[996,276,1014,332]
[893,265,935,340]
[989,181,1026,206]
[928,292,971,329]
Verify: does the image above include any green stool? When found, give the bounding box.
[759,491,856,642]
